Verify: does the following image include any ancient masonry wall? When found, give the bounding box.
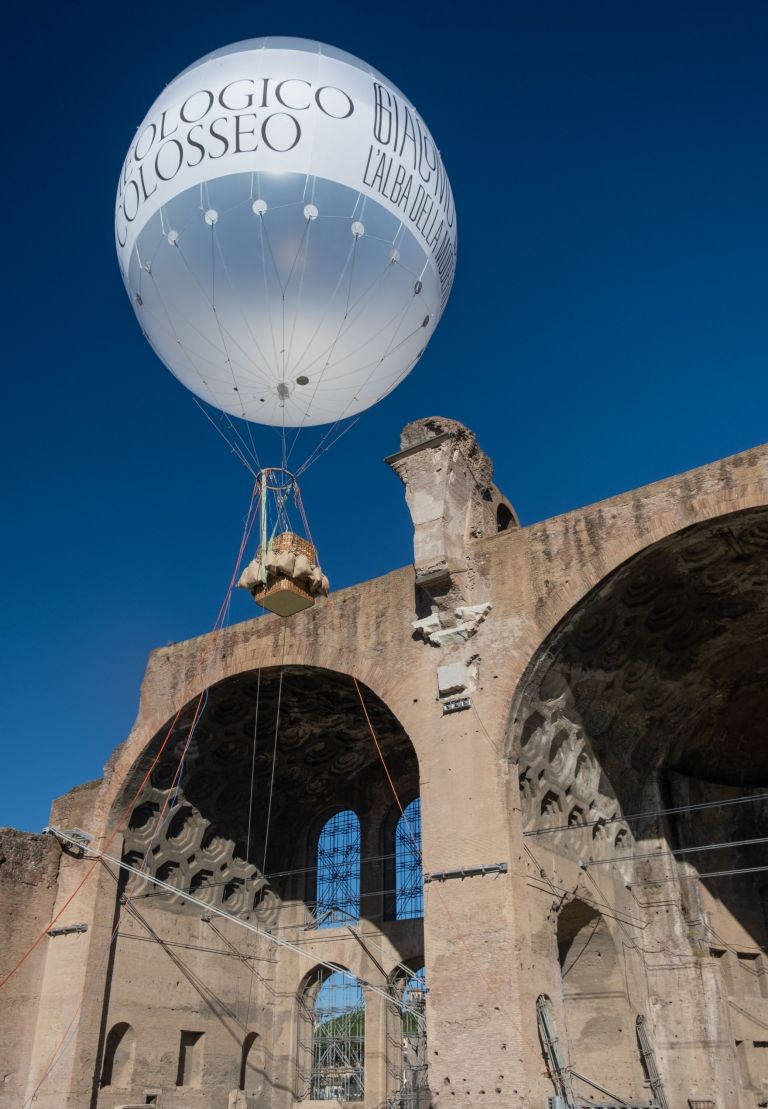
[1,420,767,1108]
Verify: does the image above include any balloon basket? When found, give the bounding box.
[260,531,317,563]
[253,577,316,617]
[237,475,330,618]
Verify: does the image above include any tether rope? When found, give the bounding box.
[11,481,262,1100]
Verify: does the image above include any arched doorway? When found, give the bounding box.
[95,666,423,1107]
[508,507,768,1106]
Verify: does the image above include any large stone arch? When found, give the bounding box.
[84,662,426,1109]
[486,462,768,726]
[508,505,768,806]
[112,665,420,925]
[507,505,768,1108]
[92,590,427,840]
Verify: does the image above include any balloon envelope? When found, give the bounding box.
[116,38,457,428]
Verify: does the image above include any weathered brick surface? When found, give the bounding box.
[3,424,768,1108]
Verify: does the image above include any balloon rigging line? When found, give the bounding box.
[167,237,277,387]
[524,792,768,836]
[48,829,426,1022]
[139,252,240,402]
[245,669,262,870]
[192,398,258,477]
[282,230,363,459]
[173,225,276,384]
[208,220,271,463]
[209,223,262,447]
[211,221,282,386]
[146,236,275,401]
[294,306,427,476]
[283,214,317,375]
[262,625,287,876]
[286,239,416,464]
[284,233,358,380]
[291,253,433,383]
[256,211,282,374]
[293,230,394,380]
[0,482,261,998]
[16,492,262,1103]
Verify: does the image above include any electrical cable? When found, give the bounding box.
[45,830,426,1021]
[524,792,768,837]
[585,834,768,867]
[16,482,262,1101]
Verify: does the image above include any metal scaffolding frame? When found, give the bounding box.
[395,798,424,920]
[315,809,361,928]
[387,966,429,1109]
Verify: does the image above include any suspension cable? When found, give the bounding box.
[524,791,768,837]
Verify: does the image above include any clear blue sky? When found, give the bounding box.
[3,1,766,832]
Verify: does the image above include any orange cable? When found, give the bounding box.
[353,676,545,1064]
[1,481,260,995]
[19,483,261,1100]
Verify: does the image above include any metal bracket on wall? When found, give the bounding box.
[43,825,92,857]
[47,923,88,937]
[424,862,507,883]
[442,696,471,714]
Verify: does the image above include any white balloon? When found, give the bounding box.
[116,37,457,428]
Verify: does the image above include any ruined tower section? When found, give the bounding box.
[387,416,517,708]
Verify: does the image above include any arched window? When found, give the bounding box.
[557,901,643,1096]
[300,968,365,1101]
[239,1030,262,1093]
[100,1021,135,1088]
[395,798,423,920]
[496,503,514,532]
[315,810,360,927]
[387,964,428,1105]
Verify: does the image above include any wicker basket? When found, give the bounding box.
[253,577,315,617]
[259,531,317,563]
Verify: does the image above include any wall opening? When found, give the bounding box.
[176,1030,204,1087]
[557,901,641,1099]
[100,1021,135,1088]
[239,1030,262,1092]
[395,798,423,920]
[299,966,365,1101]
[315,809,361,928]
[388,963,428,1106]
[496,503,514,532]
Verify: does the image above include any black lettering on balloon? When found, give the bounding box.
[180,89,214,124]
[390,164,407,205]
[315,85,354,119]
[115,209,128,247]
[137,162,157,201]
[186,124,206,167]
[219,79,255,111]
[234,112,259,153]
[261,112,301,152]
[372,82,392,144]
[409,184,426,223]
[155,138,184,181]
[159,109,179,140]
[122,179,141,222]
[398,104,418,168]
[275,79,311,110]
[134,123,156,162]
[207,116,230,158]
